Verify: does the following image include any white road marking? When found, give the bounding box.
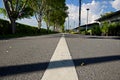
[41,34,78,80]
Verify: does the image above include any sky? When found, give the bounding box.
[0,0,120,29]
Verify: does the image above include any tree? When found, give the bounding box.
[100,12,113,19]
[91,25,101,35]
[43,0,68,32]
[28,0,68,32]
[28,0,45,30]
[1,0,34,34]
[101,21,109,36]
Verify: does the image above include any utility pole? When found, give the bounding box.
[79,0,82,33]
[86,8,89,31]
[68,16,69,32]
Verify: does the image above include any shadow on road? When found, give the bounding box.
[0,55,120,77]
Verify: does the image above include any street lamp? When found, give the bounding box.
[86,8,89,31]
[79,0,82,33]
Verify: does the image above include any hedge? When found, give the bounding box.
[0,18,57,37]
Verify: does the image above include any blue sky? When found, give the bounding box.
[66,0,116,12]
[0,0,120,29]
[66,0,100,5]
[0,0,3,8]
[66,0,120,29]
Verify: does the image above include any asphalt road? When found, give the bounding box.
[65,34,120,80]
[0,34,61,80]
[0,33,120,80]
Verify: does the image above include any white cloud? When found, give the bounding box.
[0,14,9,20]
[17,17,38,27]
[66,0,109,29]
[0,14,38,27]
[0,15,47,29]
[17,18,47,29]
[65,4,79,29]
[111,0,120,10]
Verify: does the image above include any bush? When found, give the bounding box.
[87,29,92,35]
[101,21,109,36]
[100,22,120,36]
[16,23,38,35]
[108,22,120,36]
[0,19,11,35]
[91,25,102,36]
[0,18,58,38]
[81,31,86,35]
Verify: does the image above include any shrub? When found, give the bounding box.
[108,22,120,36]
[0,18,58,38]
[101,21,109,36]
[0,19,11,35]
[91,25,102,36]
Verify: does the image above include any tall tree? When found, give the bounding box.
[43,0,68,31]
[1,0,34,34]
[28,0,45,30]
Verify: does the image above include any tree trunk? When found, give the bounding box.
[38,15,42,29]
[38,21,41,29]
[47,23,49,33]
[53,25,55,31]
[10,19,16,34]
[53,22,55,31]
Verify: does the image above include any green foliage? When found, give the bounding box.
[43,0,68,31]
[87,29,92,35]
[0,8,7,17]
[101,12,113,19]
[71,31,79,34]
[0,1,34,20]
[0,19,58,38]
[81,31,86,35]
[1,0,35,34]
[91,25,102,36]
[101,21,109,35]
[100,21,120,36]
[90,22,120,36]
[108,22,120,36]
[18,7,34,19]
[27,0,68,31]
[0,19,11,35]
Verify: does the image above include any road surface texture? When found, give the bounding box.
[65,34,120,80]
[0,34,61,80]
[0,33,120,80]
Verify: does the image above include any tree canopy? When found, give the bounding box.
[0,0,68,33]
[43,0,68,31]
[0,0,34,33]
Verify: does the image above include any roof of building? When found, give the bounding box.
[96,10,120,22]
[73,23,99,30]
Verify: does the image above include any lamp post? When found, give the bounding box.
[79,0,81,33]
[86,8,89,31]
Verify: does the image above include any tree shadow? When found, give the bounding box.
[0,55,120,77]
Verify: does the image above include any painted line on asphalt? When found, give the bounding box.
[41,34,78,80]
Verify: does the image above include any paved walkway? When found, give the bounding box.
[41,34,78,80]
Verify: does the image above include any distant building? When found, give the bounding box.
[73,10,120,32]
[95,10,120,23]
[73,23,99,32]
[95,10,120,36]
